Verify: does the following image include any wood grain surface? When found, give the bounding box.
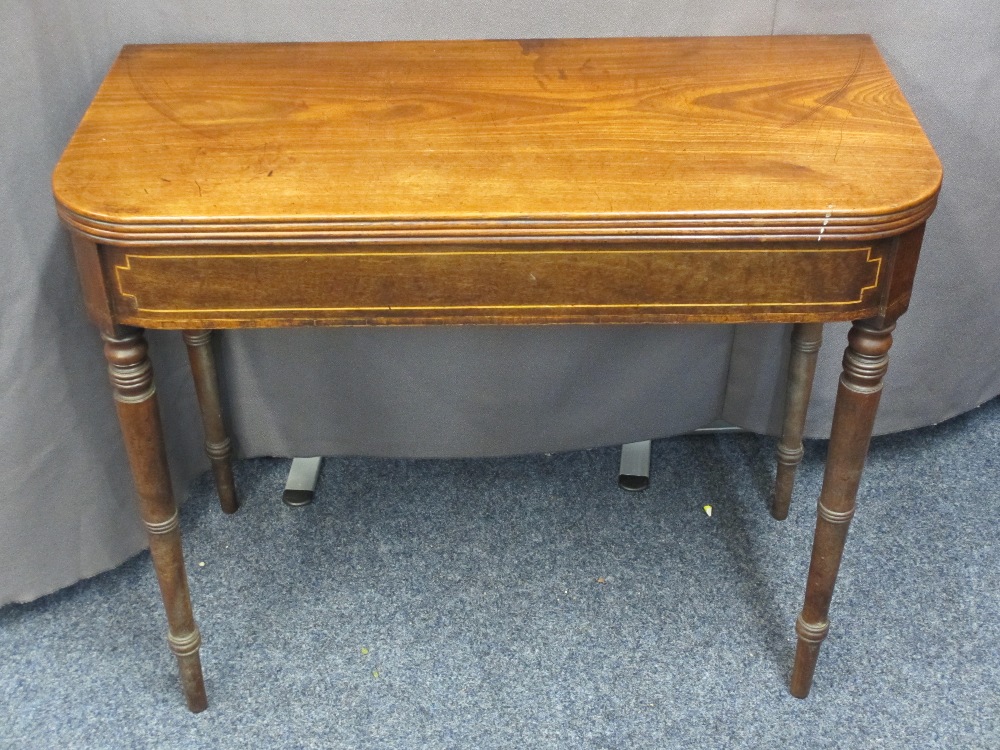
[54,36,942,708]
[53,36,941,243]
[106,242,887,327]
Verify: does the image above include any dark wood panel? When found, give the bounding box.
[108,243,884,327]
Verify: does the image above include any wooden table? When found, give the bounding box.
[53,36,941,712]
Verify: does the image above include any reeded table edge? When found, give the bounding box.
[55,189,939,246]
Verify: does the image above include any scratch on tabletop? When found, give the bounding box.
[781,50,864,129]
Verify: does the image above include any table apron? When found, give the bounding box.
[97,240,898,328]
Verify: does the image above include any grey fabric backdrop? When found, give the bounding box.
[2,1,998,605]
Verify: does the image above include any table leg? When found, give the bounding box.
[772,322,823,520]
[104,328,208,712]
[789,318,894,698]
[183,330,239,514]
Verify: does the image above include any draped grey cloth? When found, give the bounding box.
[2,1,998,605]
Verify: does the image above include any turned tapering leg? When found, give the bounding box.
[789,318,894,698]
[104,328,208,712]
[772,322,823,520]
[183,330,238,514]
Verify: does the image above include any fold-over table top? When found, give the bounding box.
[53,35,941,244]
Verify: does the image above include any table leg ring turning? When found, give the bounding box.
[772,322,823,520]
[183,330,239,514]
[168,628,207,713]
[789,318,894,698]
[103,328,209,712]
[167,628,202,656]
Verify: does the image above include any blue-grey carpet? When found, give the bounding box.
[2,397,999,749]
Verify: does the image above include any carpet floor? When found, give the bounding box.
[2,397,999,749]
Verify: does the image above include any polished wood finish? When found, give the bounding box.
[53,37,941,709]
[102,328,207,712]
[53,36,940,247]
[772,322,824,520]
[182,330,238,514]
[790,318,895,696]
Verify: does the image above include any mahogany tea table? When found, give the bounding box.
[52,35,941,711]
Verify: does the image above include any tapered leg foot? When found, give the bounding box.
[104,328,208,712]
[183,330,239,514]
[170,629,208,712]
[790,615,828,697]
[789,318,894,698]
[772,322,823,520]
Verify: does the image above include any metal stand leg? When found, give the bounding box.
[283,456,323,507]
[616,423,740,492]
[618,440,651,491]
